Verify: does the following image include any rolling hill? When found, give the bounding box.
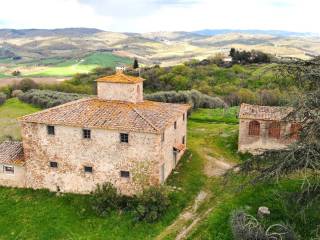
[0,28,320,77]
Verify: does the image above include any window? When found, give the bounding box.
[182,136,185,144]
[183,113,185,121]
[83,129,91,139]
[248,121,260,136]
[290,123,301,140]
[120,171,130,178]
[50,162,58,168]
[120,133,129,143]
[84,166,93,173]
[161,132,165,142]
[47,125,55,135]
[3,165,14,174]
[269,121,281,139]
[174,121,177,129]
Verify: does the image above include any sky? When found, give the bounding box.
[0,0,319,33]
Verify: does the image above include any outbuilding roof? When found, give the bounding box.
[239,103,293,121]
[19,98,190,134]
[0,141,24,165]
[96,72,144,84]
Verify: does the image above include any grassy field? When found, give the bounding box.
[0,52,132,78]
[0,102,318,239]
[0,98,40,141]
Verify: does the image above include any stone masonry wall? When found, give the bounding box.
[0,164,26,188]
[238,119,295,154]
[160,112,188,182]
[21,122,161,195]
[97,82,143,103]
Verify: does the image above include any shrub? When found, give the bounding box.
[90,183,120,216]
[18,89,87,108]
[145,90,227,109]
[14,78,39,92]
[132,186,171,223]
[11,89,23,98]
[0,92,7,105]
[230,210,297,240]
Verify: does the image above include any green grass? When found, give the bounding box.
[189,107,239,124]
[24,53,132,77]
[0,98,40,141]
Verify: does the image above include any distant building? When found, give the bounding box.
[238,103,300,154]
[0,72,190,195]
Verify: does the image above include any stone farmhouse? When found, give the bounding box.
[238,103,300,154]
[0,71,190,195]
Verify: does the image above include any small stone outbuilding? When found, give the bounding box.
[0,141,25,188]
[238,103,300,154]
[9,71,191,195]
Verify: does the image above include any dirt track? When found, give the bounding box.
[0,77,70,87]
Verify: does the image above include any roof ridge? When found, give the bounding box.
[18,97,93,121]
[131,105,160,133]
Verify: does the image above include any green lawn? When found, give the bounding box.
[0,98,40,141]
[0,103,318,239]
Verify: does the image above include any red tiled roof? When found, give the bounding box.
[0,141,24,165]
[96,72,144,84]
[19,98,190,134]
[239,103,293,121]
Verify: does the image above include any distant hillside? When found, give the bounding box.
[193,29,317,37]
[0,27,320,69]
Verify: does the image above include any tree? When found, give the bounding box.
[133,58,139,69]
[230,48,236,58]
[12,70,21,76]
[238,58,320,211]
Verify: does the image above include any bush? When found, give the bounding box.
[18,89,87,108]
[0,92,6,105]
[11,89,23,98]
[231,210,297,240]
[132,186,171,223]
[90,183,120,216]
[14,78,39,92]
[145,90,227,110]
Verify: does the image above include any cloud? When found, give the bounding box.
[0,0,319,33]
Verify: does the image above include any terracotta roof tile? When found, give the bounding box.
[19,98,190,134]
[0,141,24,165]
[96,72,144,84]
[239,103,293,121]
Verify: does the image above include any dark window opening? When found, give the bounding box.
[84,166,93,173]
[269,121,281,139]
[3,165,14,174]
[161,132,165,142]
[83,129,91,139]
[50,162,58,168]
[182,136,185,144]
[248,121,260,136]
[174,121,177,129]
[47,125,55,135]
[120,171,130,178]
[183,113,186,121]
[120,133,129,143]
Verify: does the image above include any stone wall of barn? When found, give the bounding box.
[238,119,295,154]
[0,164,26,188]
[97,82,143,103]
[160,112,188,182]
[20,122,163,195]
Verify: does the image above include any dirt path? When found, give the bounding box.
[156,149,234,240]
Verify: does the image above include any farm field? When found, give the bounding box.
[0,52,132,78]
[0,101,318,239]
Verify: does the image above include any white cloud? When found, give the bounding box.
[0,0,319,33]
[0,0,112,29]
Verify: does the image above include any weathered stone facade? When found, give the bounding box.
[0,164,25,188]
[238,104,298,154]
[97,82,143,103]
